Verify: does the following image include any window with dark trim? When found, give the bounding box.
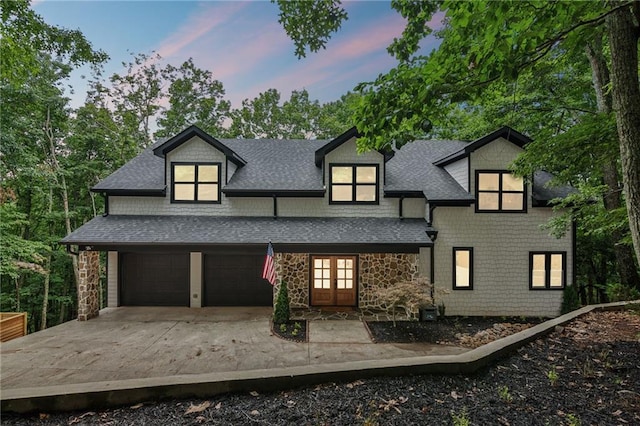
[530,252,566,290]
[171,162,220,203]
[453,247,473,290]
[329,164,379,204]
[476,170,526,212]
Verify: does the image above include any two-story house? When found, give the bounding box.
[62,125,574,320]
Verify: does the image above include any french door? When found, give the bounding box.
[310,255,357,307]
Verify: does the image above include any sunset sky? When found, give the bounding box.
[33,1,442,109]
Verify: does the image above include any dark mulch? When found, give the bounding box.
[271,320,307,343]
[4,310,639,425]
[366,316,544,344]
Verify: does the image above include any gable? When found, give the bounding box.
[152,125,246,167]
[470,136,524,170]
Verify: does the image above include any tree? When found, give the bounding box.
[1,0,107,330]
[155,58,230,138]
[275,0,640,269]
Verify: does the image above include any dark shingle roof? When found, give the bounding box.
[92,140,166,193]
[61,215,433,246]
[386,140,475,203]
[91,126,571,204]
[222,139,327,192]
[532,171,576,203]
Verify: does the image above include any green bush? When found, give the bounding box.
[561,285,581,314]
[273,280,290,324]
[606,282,640,302]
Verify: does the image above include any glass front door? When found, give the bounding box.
[310,256,357,306]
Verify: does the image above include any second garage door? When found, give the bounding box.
[204,254,273,306]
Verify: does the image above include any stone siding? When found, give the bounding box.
[78,251,100,321]
[274,253,309,308]
[359,253,421,314]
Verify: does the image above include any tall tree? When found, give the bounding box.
[155,58,230,138]
[1,0,107,329]
[275,0,640,268]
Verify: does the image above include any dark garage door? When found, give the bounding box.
[120,252,189,306]
[204,254,273,306]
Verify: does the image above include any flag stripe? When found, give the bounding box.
[262,242,276,285]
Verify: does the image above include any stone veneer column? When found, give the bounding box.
[274,253,309,308]
[77,250,100,321]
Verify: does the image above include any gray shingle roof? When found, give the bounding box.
[385,140,475,202]
[532,171,576,202]
[221,139,327,192]
[92,139,166,193]
[61,215,433,246]
[90,127,571,203]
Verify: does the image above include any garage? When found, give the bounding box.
[204,254,273,306]
[120,252,189,306]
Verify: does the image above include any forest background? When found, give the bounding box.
[2,0,638,332]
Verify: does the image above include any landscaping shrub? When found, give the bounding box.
[561,285,581,314]
[606,282,640,302]
[374,277,432,326]
[273,280,290,324]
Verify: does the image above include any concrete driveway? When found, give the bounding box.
[0,307,467,391]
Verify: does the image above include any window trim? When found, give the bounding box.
[171,161,221,204]
[329,163,379,205]
[475,170,527,213]
[452,247,474,290]
[529,251,566,290]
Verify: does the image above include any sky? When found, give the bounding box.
[33,0,442,110]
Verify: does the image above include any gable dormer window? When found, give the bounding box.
[476,170,526,212]
[171,162,220,203]
[329,164,378,204]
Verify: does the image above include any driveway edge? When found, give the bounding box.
[1,301,635,414]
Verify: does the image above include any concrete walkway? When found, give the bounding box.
[0,307,466,391]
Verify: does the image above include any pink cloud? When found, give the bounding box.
[233,12,408,104]
[155,2,249,60]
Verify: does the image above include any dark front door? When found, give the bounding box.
[310,255,357,307]
[120,252,189,306]
[204,254,273,306]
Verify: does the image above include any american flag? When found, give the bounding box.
[262,241,276,285]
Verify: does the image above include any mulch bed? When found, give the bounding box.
[366,316,545,347]
[4,309,639,425]
[271,320,308,343]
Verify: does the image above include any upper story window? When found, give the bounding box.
[530,252,566,290]
[476,170,526,212]
[171,162,220,203]
[329,164,378,204]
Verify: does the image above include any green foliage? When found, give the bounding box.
[155,58,230,138]
[498,385,513,403]
[274,0,348,58]
[606,283,640,303]
[227,88,353,139]
[273,281,290,324]
[0,201,48,279]
[547,367,559,386]
[561,285,581,315]
[451,407,470,426]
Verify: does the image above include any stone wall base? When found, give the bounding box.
[77,251,100,321]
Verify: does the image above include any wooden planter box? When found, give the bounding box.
[0,313,27,342]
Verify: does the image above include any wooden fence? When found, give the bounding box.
[0,313,27,342]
